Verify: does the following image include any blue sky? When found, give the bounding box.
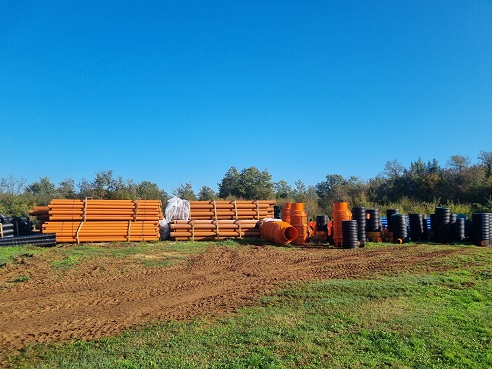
[1,0,491,193]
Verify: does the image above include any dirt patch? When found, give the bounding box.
[0,244,482,356]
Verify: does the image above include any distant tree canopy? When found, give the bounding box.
[217,166,274,200]
[0,170,169,216]
[173,182,197,201]
[197,186,217,201]
[1,151,491,217]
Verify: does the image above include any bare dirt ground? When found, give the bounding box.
[0,243,481,357]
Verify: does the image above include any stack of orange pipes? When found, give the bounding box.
[189,200,275,220]
[30,199,163,243]
[42,221,159,243]
[169,219,261,241]
[169,200,275,241]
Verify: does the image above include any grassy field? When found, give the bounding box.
[2,241,492,369]
[0,240,212,272]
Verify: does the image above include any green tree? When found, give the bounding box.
[218,167,240,198]
[77,170,131,199]
[292,180,307,202]
[137,181,168,201]
[383,159,404,179]
[315,174,348,213]
[57,178,77,199]
[173,182,196,200]
[426,159,441,174]
[274,180,293,199]
[478,150,492,178]
[91,170,116,199]
[197,186,217,201]
[409,157,427,177]
[292,180,320,218]
[237,167,274,200]
[0,176,31,215]
[446,155,470,172]
[25,177,56,205]
[344,176,367,205]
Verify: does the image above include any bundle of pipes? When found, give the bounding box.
[169,219,261,241]
[30,206,50,224]
[0,233,57,247]
[42,221,160,243]
[188,200,275,220]
[30,199,163,222]
[30,199,163,243]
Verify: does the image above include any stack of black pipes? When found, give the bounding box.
[342,220,358,248]
[366,209,380,232]
[391,214,408,243]
[409,214,425,242]
[351,207,366,247]
[386,209,399,234]
[472,213,491,246]
[434,207,451,243]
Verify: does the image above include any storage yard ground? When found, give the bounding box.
[1,241,491,368]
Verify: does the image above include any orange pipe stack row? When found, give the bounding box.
[169,219,261,241]
[31,199,163,221]
[169,200,276,241]
[41,221,159,243]
[189,200,275,220]
[30,199,163,243]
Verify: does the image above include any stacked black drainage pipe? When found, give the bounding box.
[434,207,451,243]
[386,209,399,233]
[0,214,49,247]
[0,222,15,238]
[409,214,425,242]
[472,213,491,246]
[429,214,435,236]
[0,233,56,247]
[342,220,358,248]
[13,216,33,236]
[0,215,15,238]
[0,215,33,237]
[449,213,457,241]
[351,207,366,247]
[366,209,380,232]
[423,215,430,241]
[391,214,408,243]
[455,217,466,241]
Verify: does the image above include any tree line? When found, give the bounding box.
[1,151,491,218]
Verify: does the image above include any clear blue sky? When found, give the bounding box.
[1,1,491,193]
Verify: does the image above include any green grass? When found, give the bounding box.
[9,275,31,283]
[5,245,492,369]
[0,241,212,271]
[0,246,50,267]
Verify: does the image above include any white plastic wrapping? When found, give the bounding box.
[159,219,170,240]
[164,196,190,222]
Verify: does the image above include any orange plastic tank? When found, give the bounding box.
[332,202,352,247]
[290,202,308,246]
[281,202,292,224]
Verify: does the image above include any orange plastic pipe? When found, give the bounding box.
[260,221,298,245]
[281,203,292,224]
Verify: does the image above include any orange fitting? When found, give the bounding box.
[260,221,298,245]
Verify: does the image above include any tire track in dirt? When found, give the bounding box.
[0,244,476,353]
